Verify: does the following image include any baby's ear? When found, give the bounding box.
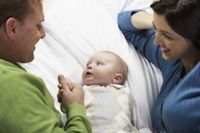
[112,73,123,84]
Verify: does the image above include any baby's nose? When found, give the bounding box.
[87,64,93,69]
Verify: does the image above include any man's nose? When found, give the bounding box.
[40,26,46,39]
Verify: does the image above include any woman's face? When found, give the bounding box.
[153,13,194,61]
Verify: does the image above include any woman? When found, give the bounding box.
[118,0,200,132]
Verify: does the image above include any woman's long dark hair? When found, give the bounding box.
[151,0,200,50]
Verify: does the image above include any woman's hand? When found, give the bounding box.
[152,0,159,3]
[131,11,153,29]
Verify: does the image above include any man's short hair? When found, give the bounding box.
[0,0,31,27]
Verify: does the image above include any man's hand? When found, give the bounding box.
[57,74,84,107]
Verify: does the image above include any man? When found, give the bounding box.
[0,0,91,132]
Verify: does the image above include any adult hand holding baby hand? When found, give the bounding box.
[57,74,84,108]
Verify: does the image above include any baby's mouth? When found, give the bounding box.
[86,71,92,76]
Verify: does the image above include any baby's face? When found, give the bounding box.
[82,52,121,86]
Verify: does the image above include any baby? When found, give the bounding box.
[58,51,138,133]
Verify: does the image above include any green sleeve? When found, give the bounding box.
[64,104,92,132]
[0,64,92,133]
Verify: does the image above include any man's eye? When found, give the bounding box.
[36,24,42,29]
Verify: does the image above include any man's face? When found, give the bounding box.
[14,0,45,63]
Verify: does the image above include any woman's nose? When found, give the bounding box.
[154,32,163,46]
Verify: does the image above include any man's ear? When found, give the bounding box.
[112,73,123,84]
[5,17,18,40]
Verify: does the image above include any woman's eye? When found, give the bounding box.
[163,34,173,40]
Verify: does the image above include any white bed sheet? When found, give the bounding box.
[21,0,162,132]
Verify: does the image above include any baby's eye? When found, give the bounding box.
[97,62,104,65]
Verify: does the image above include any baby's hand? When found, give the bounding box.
[57,74,84,107]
